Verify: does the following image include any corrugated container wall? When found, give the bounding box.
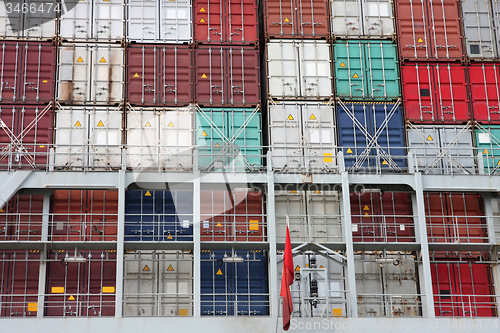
[461,0,498,59]
[468,64,500,123]
[0,195,44,241]
[0,1,57,39]
[474,125,500,171]
[330,0,395,38]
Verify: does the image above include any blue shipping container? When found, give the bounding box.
[201,250,269,316]
[338,102,406,170]
[125,190,193,241]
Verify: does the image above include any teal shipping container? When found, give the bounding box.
[475,125,500,173]
[334,40,400,100]
[195,108,262,171]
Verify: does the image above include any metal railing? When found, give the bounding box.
[357,294,423,317]
[43,294,116,317]
[200,294,270,316]
[123,293,193,317]
[351,215,416,243]
[280,290,350,318]
[426,216,489,243]
[434,294,499,317]
[0,294,39,317]
[275,214,343,243]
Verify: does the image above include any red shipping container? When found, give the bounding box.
[431,256,495,317]
[200,190,265,241]
[424,193,486,243]
[51,190,118,242]
[0,250,40,317]
[194,0,258,44]
[45,250,116,317]
[194,46,260,106]
[468,64,500,123]
[8,195,44,241]
[351,192,414,242]
[126,45,192,106]
[0,105,53,169]
[0,42,56,103]
[396,0,463,61]
[401,63,469,123]
[264,0,329,38]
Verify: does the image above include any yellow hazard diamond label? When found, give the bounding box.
[167,234,173,239]
[145,191,152,196]
[201,73,208,78]
[145,121,152,127]
[353,73,359,78]
[287,114,294,120]
[497,160,500,166]
[418,37,424,43]
[75,121,82,127]
[319,265,324,268]
[68,295,75,301]
[216,269,223,275]
[200,6,205,12]
[99,57,106,63]
[346,148,353,154]
[483,149,490,154]
[284,17,290,22]
[215,142,220,147]
[0,208,4,212]
[134,73,140,78]
[167,264,174,271]
[143,265,150,271]
[339,62,346,68]
[97,120,104,127]
[167,121,174,127]
[363,205,370,211]
[295,265,300,271]
[201,130,208,136]
[364,212,370,217]
[426,135,433,141]
[382,160,388,165]
[200,17,206,23]
[76,56,84,63]
[216,222,222,227]
[309,114,316,120]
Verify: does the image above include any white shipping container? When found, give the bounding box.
[59,0,124,41]
[266,40,332,99]
[461,0,497,59]
[330,0,395,38]
[127,0,192,43]
[0,0,57,39]
[126,106,194,170]
[54,106,123,169]
[268,101,337,172]
[492,0,500,59]
[57,44,124,104]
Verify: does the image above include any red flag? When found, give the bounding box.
[280,226,294,331]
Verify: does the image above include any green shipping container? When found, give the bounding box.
[334,40,400,100]
[474,125,500,173]
[195,108,262,171]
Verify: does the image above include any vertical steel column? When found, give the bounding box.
[193,150,201,317]
[266,151,278,317]
[413,173,435,318]
[341,172,358,317]
[36,245,47,318]
[483,196,496,244]
[41,193,50,243]
[115,170,125,317]
[490,247,500,314]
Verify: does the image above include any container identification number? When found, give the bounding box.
[5,2,62,14]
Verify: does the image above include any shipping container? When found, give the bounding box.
[124,190,193,242]
[330,0,395,38]
[123,250,193,317]
[45,250,116,317]
[493,0,500,58]
[424,193,487,243]
[461,0,498,59]
[407,124,475,174]
[59,0,124,42]
[491,196,500,241]
[333,40,400,100]
[0,195,43,241]
[277,252,347,317]
[275,190,342,243]
[474,125,500,172]
[195,107,262,171]
[0,42,56,103]
[200,190,265,242]
[268,101,337,172]
[264,0,329,38]
[431,253,496,317]
[395,0,464,61]
[126,106,194,170]
[351,192,414,242]
[50,190,118,242]
[0,0,57,39]
[193,46,260,106]
[54,106,122,169]
[468,64,500,123]
[0,250,39,317]
[57,44,124,104]
[201,250,268,316]
[355,252,420,317]
[337,101,406,171]
[401,63,469,123]
[193,0,258,44]
[0,105,53,169]
[127,0,192,43]
[266,40,332,99]
[126,45,192,106]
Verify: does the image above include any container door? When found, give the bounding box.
[126,108,160,169]
[51,190,86,242]
[234,252,269,316]
[86,190,118,242]
[59,0,92,40]
[195,108,225,170]
[200,191,233,241]
[227,108,262,170]
[307,191,341,242]
[334,41,365,99]
[474,126,500,172]
[296,0,329,37]
[160,191,193,241]
[468,64,500,123]
[275,191,307,242]
[19,43,56,103]
[301,103,337,172]
[161,0,192,43]
[299,41,332,98]
[57,45,90,104]
[0,42,21,103]
[54,107,87,168]
[264,0,295,37]
[330,0,362,38]
[158,46,192,105]
[268,102,303,171]
[226,47,260,106]
[363,0,394,37]
[446,193,486,243]
[194,0,224,43]
[431,261,455,316]
[123,252,158,316]
[493,0,500,59]
[200,252,232,315]
[383,255,419,316]
[227,0,258,43]
[433,64,469,122]
[364,41,400,100]
[396,0,430,60]
[126,46,159,105]
[93,0,125,41]
[92,45,123,104]
[439,126,475,174]
[266,41,299,98]
[407,125,442,174]
[83,253,116,317]
[0,0,57,39]
[124,190,156,241]
[158,251,193,316]
[427,0,464,60]
[461,0,497,59]
[160,107,194,170]
[194,47,225,105]
[425,193,451,242]
[233,191,264,242]
[351,192,376,242]
[45,253,80,316]
[11,195,43,241]
[401,63,435,122]
[379,192,413,242]
[127,0,160,42]
[88,107,122,168]
[337,102,370,168]
[355,254,384,316]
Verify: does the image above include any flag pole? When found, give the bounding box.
[286,214,289,229]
